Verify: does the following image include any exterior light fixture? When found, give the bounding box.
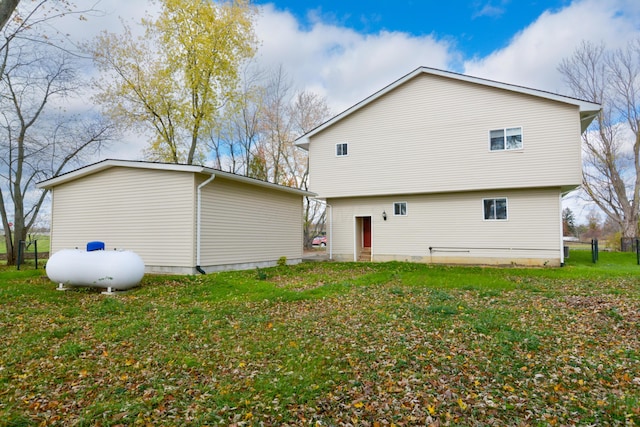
[382,211,387,221]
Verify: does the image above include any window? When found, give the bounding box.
[336,143,348,156]
[394,202,407,216]
[490,127,522,151]
[483,198,508,220]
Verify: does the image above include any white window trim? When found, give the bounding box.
[336,142,348,157]
[393,201,408,216]
[488,127,523,152]
[482,197,508,221]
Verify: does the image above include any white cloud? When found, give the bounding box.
[64,0,151,40]
[37,1,159,162]
[254,4,456,113]
[463,0,640,94]
[472,2,507,19]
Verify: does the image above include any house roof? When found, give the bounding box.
[36,159,316,197]
[295,66,602,149]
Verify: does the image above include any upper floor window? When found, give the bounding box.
[336,143,348,156]
[483,198,508,220]
[394,202,407,216]
[490,127,522,151]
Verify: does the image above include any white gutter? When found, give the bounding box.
[196,174,216,273]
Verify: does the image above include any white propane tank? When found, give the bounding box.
[46,249,145,290]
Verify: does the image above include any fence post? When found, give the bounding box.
[17,240,24,270]
[16,240,38,270]
[591,239,599,264]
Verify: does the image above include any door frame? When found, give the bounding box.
[354,215,372,261]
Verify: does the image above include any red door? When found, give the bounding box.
[363,217,371,248]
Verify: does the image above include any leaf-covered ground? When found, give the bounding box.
[1,251,639,426]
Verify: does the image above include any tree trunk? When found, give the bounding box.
[9,195,27,265]
[620,212,639,251]
[4,229,14,265]
[0,0,20,31]
[0,187,14,264]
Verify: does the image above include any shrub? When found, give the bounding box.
[255,267,267,280]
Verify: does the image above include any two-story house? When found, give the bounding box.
[296,67,600,266]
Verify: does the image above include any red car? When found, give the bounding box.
[312,235,327,247]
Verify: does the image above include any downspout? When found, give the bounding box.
[559,192,566,267]
[327,204,333,260]
[196,174,216,274]
[353,216,357,262]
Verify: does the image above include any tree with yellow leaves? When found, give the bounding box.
[89,0,257,164]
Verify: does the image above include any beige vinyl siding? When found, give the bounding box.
[309,73,582,199]
[328,188,562,266]
[50,167,195,268]
[199,176,303,267]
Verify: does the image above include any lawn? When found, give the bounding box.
[1,251,639,426]
[0,234,50,255]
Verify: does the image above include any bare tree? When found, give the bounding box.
[2,1,67,76]
[258,66,296,185]
[559,40,640,244]
[0,1,98,56]
[208,65,265,174]
[0,1,116,264]
[0,41,114,264]
[582,209,603,240]
[289,91,331,247]
[258,68,332,246]
[214,64,332,247]
[221,65,294,182]
[231,66,265,174]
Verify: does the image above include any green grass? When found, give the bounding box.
[0,234,50,254]
[1,250,639,425]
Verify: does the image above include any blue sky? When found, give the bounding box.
[253,0,571,58]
